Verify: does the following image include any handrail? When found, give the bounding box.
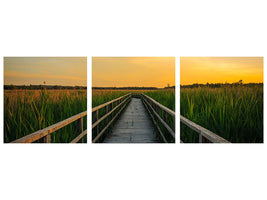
[180,115,230,143]
[92,93,132,143]
[92,93,130,112]
[11,111,87,143]
[92,96,130,129]
[141,94,175,143]
[142,94,175,117]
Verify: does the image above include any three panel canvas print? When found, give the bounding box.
[3,57,263,143]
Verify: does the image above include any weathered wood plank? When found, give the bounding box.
[103,98,160,143]
[180,115,230,143]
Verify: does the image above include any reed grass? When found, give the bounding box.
[4,89,87,143]
[143,89,175,111]
[92,90,129,107]
[180,86,263,143]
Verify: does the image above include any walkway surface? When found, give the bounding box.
[103,98,160,143]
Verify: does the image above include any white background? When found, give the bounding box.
[0,0,266,199]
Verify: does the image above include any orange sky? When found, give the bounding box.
[4,57,87,86]
[92,57,175,88]
[180,57,263,85]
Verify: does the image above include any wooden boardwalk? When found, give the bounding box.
[103,98,160,143]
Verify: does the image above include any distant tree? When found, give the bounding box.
[10,84,15,89]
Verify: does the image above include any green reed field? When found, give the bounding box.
[92,90,130,107]
[4,89,87,143]
[180,85,263,143]
[143,90,175,111]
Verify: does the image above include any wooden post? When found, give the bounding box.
[163,110,167,123]
[95,110,99,140]
[111,102,113,118]
[44,134,51,143]
[173,115,175,133]
[199,134,203,143]
[77,117,83,143]
[105,105,108,132]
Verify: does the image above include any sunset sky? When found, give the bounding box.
[180,57,263,85]
[4,57,87,86]
[92,57,175,88]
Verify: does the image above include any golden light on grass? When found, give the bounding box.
[180,57,263,85]
[92,57,175,88]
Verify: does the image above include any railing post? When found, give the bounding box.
[77,117,83,143]
[95,110,99,138]
[163,110,167,123]
[105,105,108,132]
[44,134,51,143]
[199,134,203,143]
[155,104,159,123]
[111,102,113,119]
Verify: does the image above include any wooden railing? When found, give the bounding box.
[11,111,87,143]
[180,115,230,143]
[141,94,175,143]
[92,93,132,143]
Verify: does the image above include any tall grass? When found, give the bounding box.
[4,89,87,143]
[92,90,129,107]
[180,86,263,143]
[144,89,175,111]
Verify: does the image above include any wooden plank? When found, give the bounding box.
[92,93,131,112]
[180,115,230,143]
[103,98,160,143]
[11,111,87,143]
[71,130,87,143]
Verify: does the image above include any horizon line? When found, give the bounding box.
[4,84,87,87]
[181,82,263,85]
